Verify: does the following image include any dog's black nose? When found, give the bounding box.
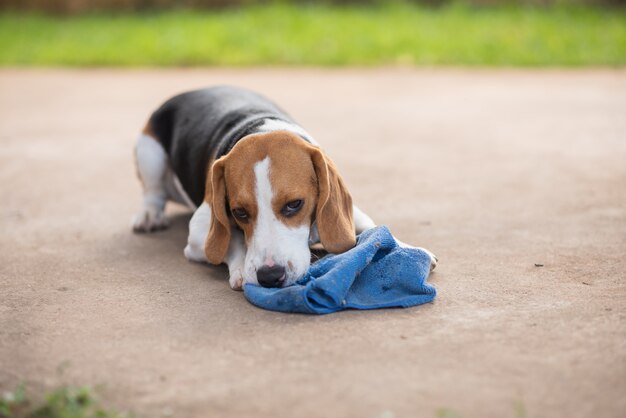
[257,265,286,288]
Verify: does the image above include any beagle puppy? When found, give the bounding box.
[133,86,435,290]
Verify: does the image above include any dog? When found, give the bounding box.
[133,86,435,290]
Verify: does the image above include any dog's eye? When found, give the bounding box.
[281,199,304,217]
[231,208,249,222]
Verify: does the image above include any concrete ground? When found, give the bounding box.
[0,69,624,418]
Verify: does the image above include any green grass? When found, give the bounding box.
[0,3,625,66]
[0,385,136,418]
[0,386,533,418]
[0,383,531,418]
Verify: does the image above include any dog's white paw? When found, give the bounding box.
[396,238,438,272]
[418,247,438,272]
[229,270,244,291]
[429,253,438,272]
[227,259,246,291]
[184,242,207,263]
[132,207,169,233]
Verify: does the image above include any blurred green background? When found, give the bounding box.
[1,1,625,66]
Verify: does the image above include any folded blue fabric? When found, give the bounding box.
[243,225,436,314]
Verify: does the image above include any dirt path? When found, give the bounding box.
[1,69,625,418]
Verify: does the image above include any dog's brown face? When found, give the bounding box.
[204,131,355,287]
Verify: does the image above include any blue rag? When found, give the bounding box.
[243,225,436,314]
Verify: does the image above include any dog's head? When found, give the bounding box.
[204,131,355,287]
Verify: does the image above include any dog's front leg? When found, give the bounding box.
[184,202,212,263]
[352,205,438,271]
[395,238,438,272]
[224,228,247,291]
[184,203,247,290]
[353,205,376,234]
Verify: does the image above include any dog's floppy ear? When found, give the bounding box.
[310,148,356,254]
[204,157,231,265]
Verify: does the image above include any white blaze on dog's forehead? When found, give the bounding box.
[244,156,311,285]
[253,157,274,261]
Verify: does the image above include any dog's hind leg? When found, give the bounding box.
[132,132,170,232]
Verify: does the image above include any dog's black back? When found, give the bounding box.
[148,86,296,206]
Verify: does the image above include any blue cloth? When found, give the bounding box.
[243,226,436,314]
